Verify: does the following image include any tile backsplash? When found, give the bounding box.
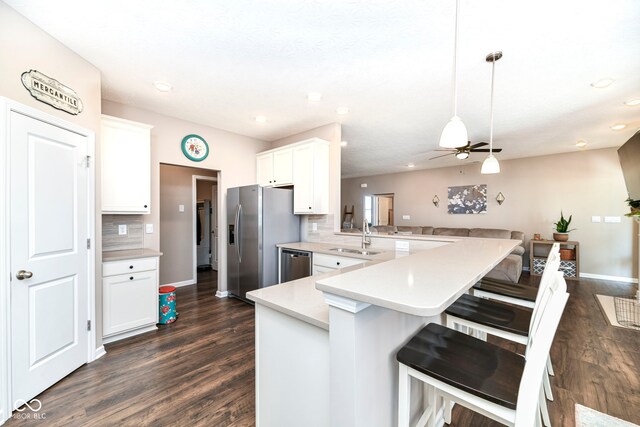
[102,214,144,251]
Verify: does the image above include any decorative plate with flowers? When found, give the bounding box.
[181,134,209,162]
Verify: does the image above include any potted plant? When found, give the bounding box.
[553,211,575,242]
[625,197,640,218]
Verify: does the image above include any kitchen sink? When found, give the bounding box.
[329,248,380,256]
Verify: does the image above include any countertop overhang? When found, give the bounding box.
[315,238,519,317]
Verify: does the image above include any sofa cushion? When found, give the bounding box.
[511,246,525,256]
[484,254,523,283]
[469,228,511,239]
[396,226,424,234]
[371,225,397,233]
[434,227,470,237]
[421,226,434,235]
[511,231,525,242]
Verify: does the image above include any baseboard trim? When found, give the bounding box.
[103,324,158,345]
[162,279,195,288]
[580,273,638,284]
[215,290,229,298]
[94,346,106,361]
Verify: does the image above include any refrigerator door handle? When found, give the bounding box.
[236,203,242,263]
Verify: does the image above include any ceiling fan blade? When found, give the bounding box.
[433,149,457,152]
[429,153,454,160]
[470,148,503,153]
[468,142,488,149]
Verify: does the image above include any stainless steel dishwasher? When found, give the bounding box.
[280,249,312,283]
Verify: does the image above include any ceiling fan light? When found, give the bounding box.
[439,116,468,148]
[455,151,469,160]
[481,154,500,174]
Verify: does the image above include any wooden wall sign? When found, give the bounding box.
[21,69,84,115]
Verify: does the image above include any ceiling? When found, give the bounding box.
[7,0,640,178]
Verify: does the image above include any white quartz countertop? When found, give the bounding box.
[102,248,163,262]
[276,241,399,261]
[316,238,519,316]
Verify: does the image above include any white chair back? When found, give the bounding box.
[515,273,569,426]
[527,243,561,337]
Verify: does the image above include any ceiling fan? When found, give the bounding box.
[429,141,502,160]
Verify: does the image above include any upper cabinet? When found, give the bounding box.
[257,147,293,187]
[256,138,330,214]
[292,139,329,214]
[101,115,153,214]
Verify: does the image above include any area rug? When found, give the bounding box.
[576,404,639,427]
[594,294,640,331]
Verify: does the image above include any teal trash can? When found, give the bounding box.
[159,286,177,324]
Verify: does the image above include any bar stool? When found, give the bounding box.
[472,242,560,309]
[443,252,561,426]
[396,272,569,427]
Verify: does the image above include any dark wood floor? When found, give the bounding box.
[5,271,639,426]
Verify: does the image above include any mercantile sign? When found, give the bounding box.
[21,69,84,115]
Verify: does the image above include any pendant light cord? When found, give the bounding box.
[489,53,496,156]
[452,0,460,116]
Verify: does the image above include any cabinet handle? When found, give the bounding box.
[337,262,341,266]
[129,276,134,280]
[308,206,312,210]
[144,205,148,208]
[129,265,134,269]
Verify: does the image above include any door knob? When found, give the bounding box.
[16,270,33,280]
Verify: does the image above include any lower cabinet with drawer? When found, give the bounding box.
[312,253,367,275]
[103,256,159,343]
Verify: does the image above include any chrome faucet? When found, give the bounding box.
[362,220,371,248]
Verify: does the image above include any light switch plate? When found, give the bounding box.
[591,216,601,223]
[179,204,185,212]
[395,241,410,252]
[118,224,127,235]
[145,223,154,234]
[604,216,621,223]
[360,183,367,188]
[402,215,411,220]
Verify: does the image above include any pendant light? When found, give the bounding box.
[481,51,502,174]
[439,0,468,149]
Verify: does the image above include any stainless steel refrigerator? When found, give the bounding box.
[227,185,300,302]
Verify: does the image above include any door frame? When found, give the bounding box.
[0,98,96,424]
[191,174,218,284]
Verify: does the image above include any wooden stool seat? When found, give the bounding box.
[445,294,533,337]
[473,279,538,303]
[396,323,524,410]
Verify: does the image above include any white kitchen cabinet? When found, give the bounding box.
[256,147,293,187]
[102,256,159,343]
[312,253,366,275]
[101,115,153,214]
[293,139,329,214]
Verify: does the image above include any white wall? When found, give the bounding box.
[342,148,638,280]
[102,100,271,293]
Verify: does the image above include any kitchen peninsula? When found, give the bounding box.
[247,236,519,427]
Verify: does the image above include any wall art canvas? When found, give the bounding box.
[447,184,487,214]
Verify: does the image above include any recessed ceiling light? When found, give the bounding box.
[336,106,350,115]
[624,98,640,106]
[255,115,267,123]
[590,78,614,88]
[610,123,626,131]
[575,140,587,147]
[340,140,348,147]
[407,163,415,168]
[153,81,172,92]
[307,92,322,102]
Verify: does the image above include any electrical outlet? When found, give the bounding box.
[604,216,621,223]
[145,223,154,234]
[179,204,185,212]
[118,224,127,235]
[591,216,601,223]
[395,241,410,252]
[312,223,318,232]
[402,215,410,220]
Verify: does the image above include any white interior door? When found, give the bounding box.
[10,111,89,408]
